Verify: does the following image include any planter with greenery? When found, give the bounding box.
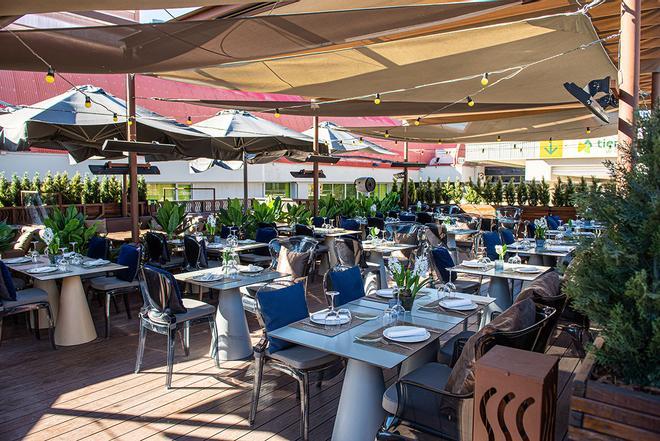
[565,107,659,440]
[0,220,15,256]
[218,198,252,238]
[153,200,187,239]
[42,206,97,254]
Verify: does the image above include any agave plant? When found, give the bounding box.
[43,206,97,252]
[252,196,284,226]
[338,197,359,218]
[284,203,312,225]
[0,220,15,253]
[154,200,187,238]
[218,198,252,230]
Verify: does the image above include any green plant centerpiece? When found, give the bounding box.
[43,206,97,256]
[387,255,431,311]
[494,243,507,271]
[0,220,15,255]
[205,213,221,240]
[218,198,252,238]
[533,217,547,248]
[154,200,187,239]
[284,202,312,226]
[565,107,659,390]
[252,196,283,226]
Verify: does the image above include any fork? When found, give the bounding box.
[354,335,412,350]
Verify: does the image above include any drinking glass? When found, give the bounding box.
[391,287,406,318]
[324,290,340,326]
[337,308,352,328]
[30,240,40,263]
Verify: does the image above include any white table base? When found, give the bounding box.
[215,287,253,360]
[32,279,59,330]
[54,276,98,346]
[332,359,386,441]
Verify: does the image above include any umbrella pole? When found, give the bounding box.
[617,0,640,170]
[127,73,139,243]
[402,141,409,210]
[243,149,248,214]
[312,116,319,216]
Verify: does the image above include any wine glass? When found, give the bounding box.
[30,240,40,263]
[391,287,406,318]
[324,290,340,326]
[337,308,352,328]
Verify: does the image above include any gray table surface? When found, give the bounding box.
[5,256,126,281]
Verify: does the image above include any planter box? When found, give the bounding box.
[569,337,660,440]
[457,204,577,223]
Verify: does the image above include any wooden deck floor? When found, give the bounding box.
[0,280,582,441]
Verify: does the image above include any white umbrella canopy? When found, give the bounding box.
[0,85,230,163]
[303,121,394,155]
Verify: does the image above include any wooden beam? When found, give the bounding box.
[126,73,139,243]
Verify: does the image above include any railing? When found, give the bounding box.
[0,202,150,225]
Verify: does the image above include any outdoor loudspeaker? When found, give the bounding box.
[355,177,376,193]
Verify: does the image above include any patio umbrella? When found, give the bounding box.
[302,121,394,155]
[190,109,315,210]
[0,85,230,163]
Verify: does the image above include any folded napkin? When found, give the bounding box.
[4,257,30,264]
[246,264,263,272]
[387,327,427,338]
[196,272,220,281]
[441,298,472,308]
[84,258,109,267]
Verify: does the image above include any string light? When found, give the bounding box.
[186,116,193,125]
[112,113,118,122]
[466,96,475,107]
[384,130,390,138]
[374,93,381,105]
[481,73,489,87]
[84,96,92,108]
[414,118,421,126]
[128,116,134,126]
[274,108,281,118]
[359,137,363,142]
[586,127,591,134]
[497,135,501,142]
[45,67,55,84]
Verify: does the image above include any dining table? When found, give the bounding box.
[269,289,496,441]
[174,267,285,361]
[507,241,576,266]
[450,261,552,312]
[445,227,480,261]
[314,228,362,272]
[5,256,126,346]
[361,240,418,288]
[205,239,269,256]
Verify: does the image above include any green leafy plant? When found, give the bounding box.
[137,176,147,201]
[565,107,659,388]
[464,178,482,204]
[8,174,21,206]
[388,254,431,301]
[481,178,494,204]
[538,177,551,206]
[504,179,517,205]
[517,180,528,205]
[218,198,251,230]
[318,195,342,220]
[527,178,539,206]
[0,220,15,253]
[441,178,452,204]
[553,177,565,206]
[43,206,97,252]
[564,177,576,207]
[154,199,187,238]
[252,196,283,225]
[493,177,504,205]
[65,172,83,204]
[284,202,312,225]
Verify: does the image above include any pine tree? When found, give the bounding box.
[552,177,564,206]
[527,178,539,206]
[441,178,452,204]
[465,178,480,204]
[30,172,41,193]
[517,180,529,205]
[407,178,417,206]
[576,176,588,195]
[89,177,101,203]
[482,178,495,204]
[8,173,22,206]
[433,178,442,205]
[539,177,551,206]
[0,174,10,207]
[452,179,464,204]
[493,177,504,205]
[20,172,31,195]
[589,177,600,194]
[67,172,83,204]
[504,179,516,205]
[99,177,112,203]
[564,177,576,207]
[391,178,399,194]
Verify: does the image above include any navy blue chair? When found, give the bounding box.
[220,225,231,239]
[499,227,516,245]
[367,217,385,231]
[183,235,209,271]
[399,212,416,222]
[416,212,434,224]
[546,215,560,230]
[144,232,184,270]
[324,265,366,306]
[136,265,218,389]
[87,236,110,260]
[89,244,142,338]
[339,217,360,232]
[251,281,343,440]
[241,227,279,266]
[481,231,502,260]
[430,246,480,294]
[312,216,328,228]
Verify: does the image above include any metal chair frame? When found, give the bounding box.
[0,297,56,350]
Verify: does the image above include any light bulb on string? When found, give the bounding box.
[437,139,442,144]
[374,94,381,105]
[497,135,501,142]
[466,96,475,107]
[128,117,134,126]
[45,67,55,84]
[274,108,281,118]
[186,116,193,125]
[481,73,489,87]
[586,127,591,134]
[112,113,118,122]
[84,96,92,108]
[414,118,421,126]
[384,130,390,138]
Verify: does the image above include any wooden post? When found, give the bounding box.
[126,73,139,243]
[121,173,128,218]
[242,149,248,214]
[652,72,659,108]
[312,115,320,216]
[617,0,641,168]
[402,141,409,210]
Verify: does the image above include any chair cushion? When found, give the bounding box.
[276,249,309,279]
[437,330,476,365]
[240,253,272,265]
[382,362,453,414]
[174,298,215,322]
[431,247,456,284]
[500,228,515,245]
[454,279,481,295]
[256,282,308,353]
[268,344,338,370]
[445,298,536,395]
[329,266,365,306]
[546,216,559,230]
[12,277,26,291]
[115,244,140,282]
[482,231,501,260]
[89,276,139,291]
[0,261,17,301]
[1,288,48,308]
[339,218,360,231]
[87,236,109,260]
[13,227,37,253]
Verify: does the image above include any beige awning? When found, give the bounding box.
[0,1,248,16]
[156,12,616,107]
[344,108,617,143]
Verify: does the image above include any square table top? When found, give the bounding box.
[205,240,269,254]
[451,262,552,282]
[507,242,576,257]
[446,228,480,236]
[269,289,494,370]
[174,267,285,291]
[5,256,126,281]
[313,228,361,238]
[361,241,417,253]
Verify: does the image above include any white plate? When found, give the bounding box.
[26,266,58,274]
[461,260,486,268]
[206,243,224,249]
[515,266,542,274]
[3,257,31,264]
[310,310,350,326]
[192,273,224,282]
[83,259,110,267]
[240,265,263,275]
[383,326,430,343]
[375,288,395,298]
[439,299,478,311]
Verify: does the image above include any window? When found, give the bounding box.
[308,183,386,199]
[265,182,291,198]
[146,183,192,201]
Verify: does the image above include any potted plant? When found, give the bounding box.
[153,200,187,239]
[218,198,252,238]
[565,107,659,439]
[205,213,221,242]
[387,255,430,311]
[494,243,507,271]
[252,196,283,227]
[533,217,547,248]
[39,227,60,264]
[284,203,312,227]
[43,206,97,254]
[0,220,15,257]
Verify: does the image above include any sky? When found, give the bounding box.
[138,8,198,23]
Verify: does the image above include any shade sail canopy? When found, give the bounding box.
[0,2,515,74]
[0,85,233,162]
[302,121,393,155]
[0,1,247,16]
[345,107,616,143]
[157,12,616,107]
